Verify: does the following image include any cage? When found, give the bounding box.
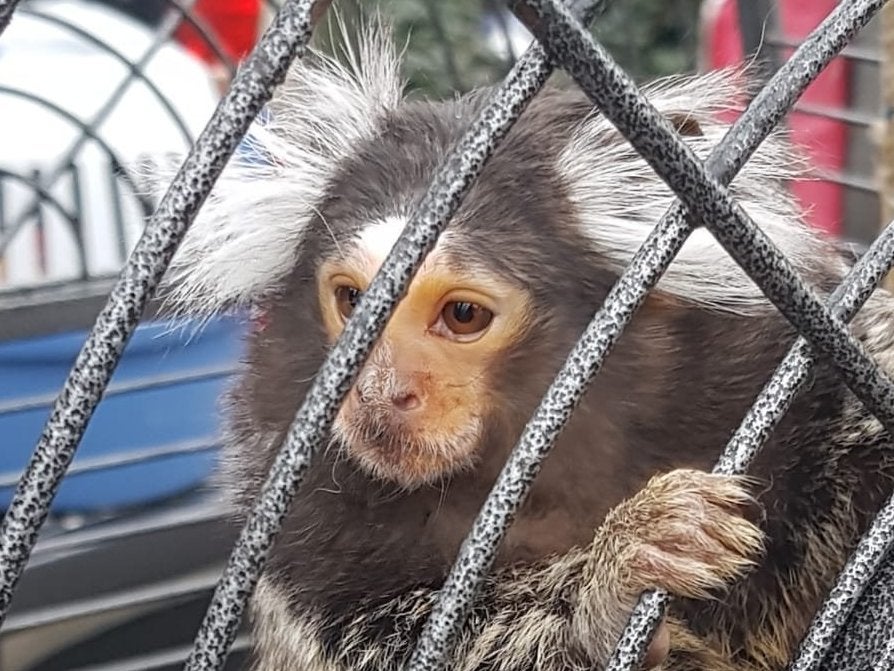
[1,1,894,670]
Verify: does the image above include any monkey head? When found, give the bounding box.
[159,18,843,496]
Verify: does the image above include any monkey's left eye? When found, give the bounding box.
[335,285,362,319]
[441,301,494,337]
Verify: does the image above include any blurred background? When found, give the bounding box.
[0,1,888,669]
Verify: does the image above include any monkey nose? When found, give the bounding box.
[391,391,421,412]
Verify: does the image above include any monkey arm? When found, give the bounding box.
[251,470,763,671]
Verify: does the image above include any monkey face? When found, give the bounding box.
[315,217,532,490]
[176,40,828,504]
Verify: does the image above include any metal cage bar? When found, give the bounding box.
[403,2,891,669]
[0,0,330,624]
[507,1,894,669]
[790,488,894,671]
[514,0,894,432]
[183,1,610,667]
[816,553,894,670]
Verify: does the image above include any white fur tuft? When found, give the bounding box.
[156,14,404,316]
[558,68,844,315]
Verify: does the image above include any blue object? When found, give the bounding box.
[0,315,247,512]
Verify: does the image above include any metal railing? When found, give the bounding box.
[0,0,525,300]
[1,1,894,671]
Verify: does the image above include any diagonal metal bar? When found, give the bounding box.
[182,2,609,669]
[718,220,894,478]
[510,0,894,435]
[791,489,894,671]
[2,1,889,671]
[404,1,888,669]
[410,1,883,671]
[724,218,894,670]
[0,0,331,626]
[506,3,894,669]
[608,212,894,670]
[814,547,894,671]
[870,609,894,670]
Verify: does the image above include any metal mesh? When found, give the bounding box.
[2,1,894,671]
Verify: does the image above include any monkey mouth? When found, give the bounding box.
[333,413,482,489]
[352,419,416,460]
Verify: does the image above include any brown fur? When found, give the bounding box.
[197,63,894,671]
[248,470,765,671]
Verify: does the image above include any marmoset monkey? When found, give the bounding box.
[159,17,894,671]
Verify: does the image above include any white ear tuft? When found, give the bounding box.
[151,14,404,317]
[558,68,842,315]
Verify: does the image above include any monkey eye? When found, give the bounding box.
[440,301,494,337]
[335,285,362,319]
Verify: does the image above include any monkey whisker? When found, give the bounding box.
[311,204,346,260]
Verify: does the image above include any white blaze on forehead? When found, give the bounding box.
[355,216,407,267]
[354,215,450,273]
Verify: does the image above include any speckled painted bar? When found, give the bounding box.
[718,213,894,478]
[631,209,894,670]
[817,547,894,671]
[512,0,894,434]
[716,218,894,671]
[404,1,889,669]
[872,630,894,671]
[508,2,894,670]
[507,1,894,670]
[791,490,894,671]
[183,2,609,669]
[712,217,894,671]
[2,0,891,669]
[0,0,329,625]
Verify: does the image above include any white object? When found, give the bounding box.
[0,0,220,288]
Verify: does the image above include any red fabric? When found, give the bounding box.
[701,0,849,237]
[175,0,261,65]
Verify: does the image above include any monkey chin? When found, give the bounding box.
[333,415,484,491]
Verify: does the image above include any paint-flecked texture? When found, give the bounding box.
[501,2,894,670]
[181,4,608,670]
[512,0,894,433]
[166,11,894,671]
[0,0,322,630]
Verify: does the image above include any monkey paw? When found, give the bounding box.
[601,468,765,601]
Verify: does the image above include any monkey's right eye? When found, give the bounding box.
[335,285,362,319]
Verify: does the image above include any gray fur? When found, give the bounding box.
[164,21,894,671]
